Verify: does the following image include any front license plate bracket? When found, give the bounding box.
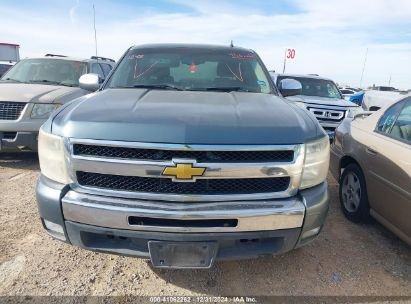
[148,241,218,269]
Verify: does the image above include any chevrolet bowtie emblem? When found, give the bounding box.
[162,161,206,182]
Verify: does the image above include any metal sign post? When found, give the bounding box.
[359,48,368,88]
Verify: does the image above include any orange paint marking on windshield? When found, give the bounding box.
[189,62,197,73]
[134,61,159,79]
[226,63,243,82]
[228,52,256,59]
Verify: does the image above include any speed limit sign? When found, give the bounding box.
[286,48,296,59]
[282,48,296,72]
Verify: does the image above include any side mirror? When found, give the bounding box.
[278,78,302,97]
[79,73,101,91]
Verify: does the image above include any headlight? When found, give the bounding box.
[38,128,71,184]
[31,103,61,119]
[346,106,363,118]
[300,136,330,189]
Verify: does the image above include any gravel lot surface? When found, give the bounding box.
[0,153,410,298]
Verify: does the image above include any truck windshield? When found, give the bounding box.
[1,58,87,87]
[107,48,273,94]
[277,76,342,99]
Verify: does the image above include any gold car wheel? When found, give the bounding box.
[341,172,362,213]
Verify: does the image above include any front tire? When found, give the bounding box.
[339,163,370,223]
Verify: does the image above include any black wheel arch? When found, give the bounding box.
[339,155,362,181]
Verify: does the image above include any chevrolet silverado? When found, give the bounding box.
[36,44,330,269]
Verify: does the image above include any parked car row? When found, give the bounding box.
[339,87,361,99]
[1,43,409,269]
[271,73,411,245]
[1,49,366,152]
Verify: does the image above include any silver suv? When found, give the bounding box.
[271,73,359,137]
[0,54,115,151]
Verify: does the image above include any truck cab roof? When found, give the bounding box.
[27,54,116,64]
[270,72,335,83]
[129,43,255,53]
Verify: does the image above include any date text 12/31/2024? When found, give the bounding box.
[149,296,258,303]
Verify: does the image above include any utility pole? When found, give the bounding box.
[93,4,98,57]
[388,74,392,86]
[359,48,368,88]
[282,48,287,73]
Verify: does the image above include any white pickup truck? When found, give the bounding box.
[0,43,19,78]
[362,88,410,111]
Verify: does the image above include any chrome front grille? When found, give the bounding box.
[307,107,345,122]
[76,171,291,195]
[73,144,294,163]
[0,102,26,120]
[68,139,305,202]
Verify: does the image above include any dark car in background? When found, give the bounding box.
[348,91,365,105]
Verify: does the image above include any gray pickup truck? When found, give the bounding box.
[36,44,330,269]
[0,54,115,151]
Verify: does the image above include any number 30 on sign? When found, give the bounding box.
[286,48,296,59]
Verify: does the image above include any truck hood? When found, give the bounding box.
[52,88,322,145]
[287,95,357,108]
[0,82,83,103]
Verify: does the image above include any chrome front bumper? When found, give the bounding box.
[0,105,45,151]
[62,190,306,233]
[36,176,329,260]
[0,131,38,151]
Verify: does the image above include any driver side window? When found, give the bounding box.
[376,101,404,134]
[389,98,411,143]
[327,84,339,98]
[91,63,105,81]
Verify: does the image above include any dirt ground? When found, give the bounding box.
[0,152,410,298]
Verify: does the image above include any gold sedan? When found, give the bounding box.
[330,94,411,246]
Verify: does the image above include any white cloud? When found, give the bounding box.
[69,0,80,24]
[1,0,410,89]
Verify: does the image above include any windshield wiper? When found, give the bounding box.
[1,78,24,83]
[118,84,184,91]
[197,87,253,92]
[29,79,61,85]
[59,83,77,87]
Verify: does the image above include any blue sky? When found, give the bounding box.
[1,0,411,89]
